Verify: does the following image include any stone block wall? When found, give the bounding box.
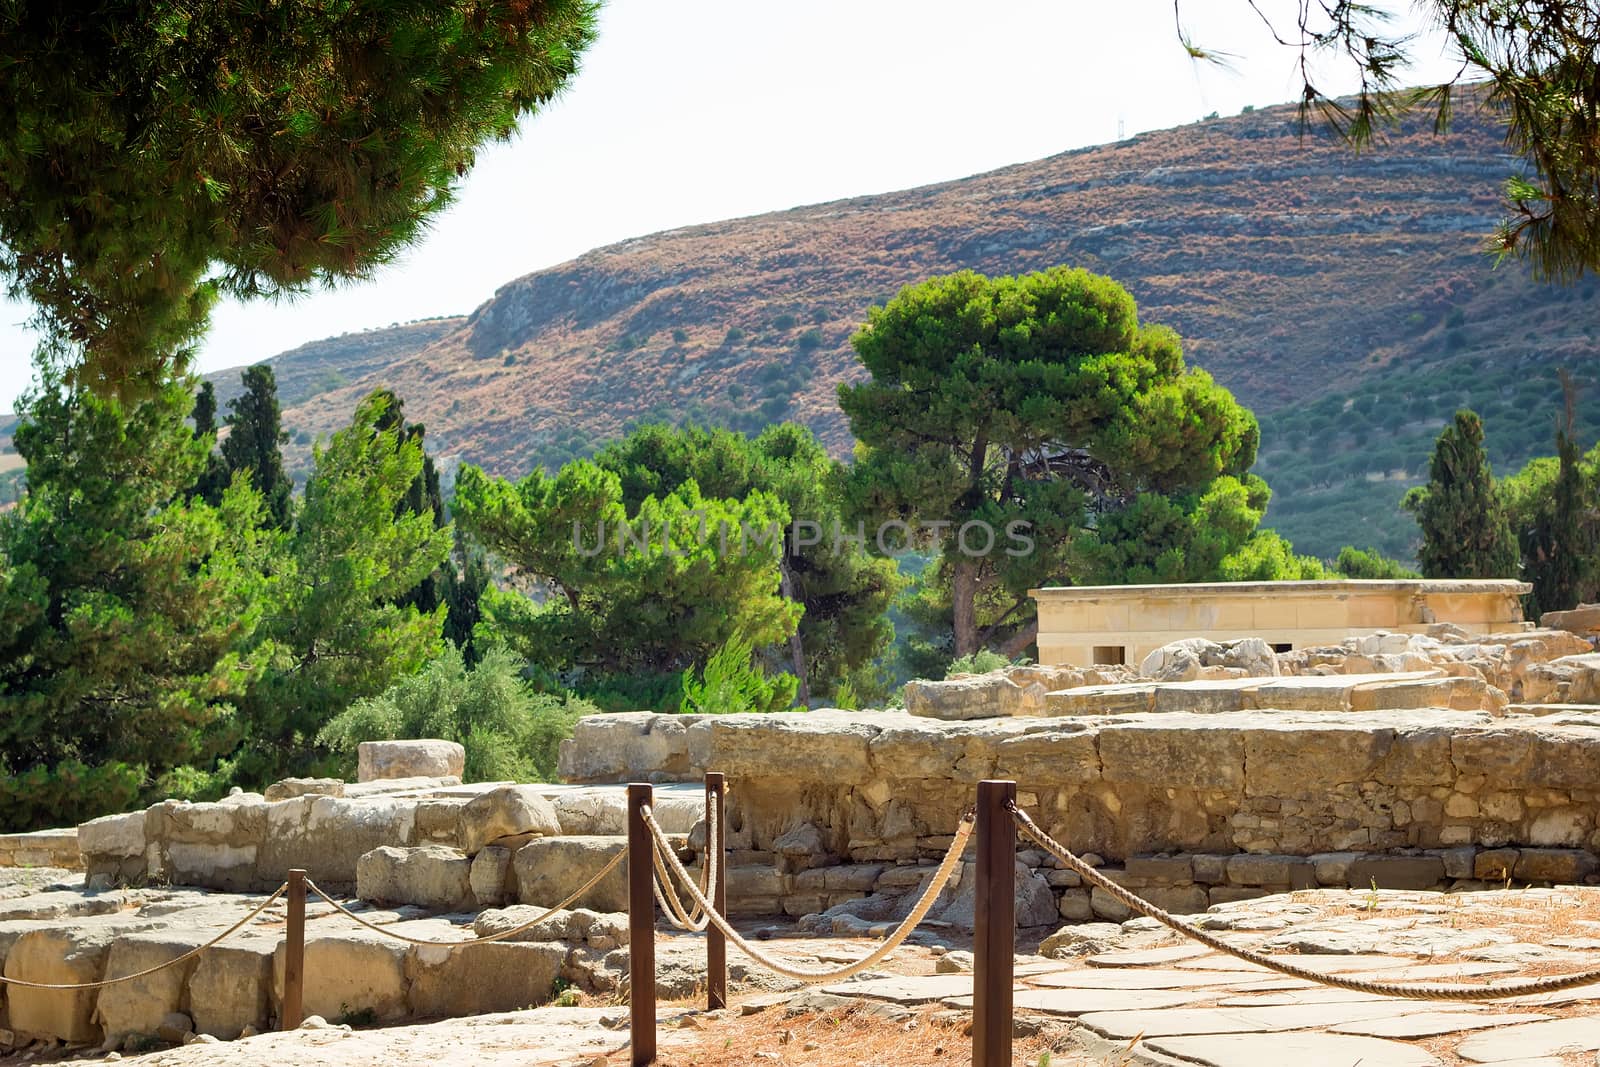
[560,707,1600,920]
[0,828,80,870]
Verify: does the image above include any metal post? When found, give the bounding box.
[705,772,727,1010]
[282,869,306,1031]
[972,780,1016,1067]
[627,783,656,1065]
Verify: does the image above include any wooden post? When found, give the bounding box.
[705,771,727,1010]
[627,783,656,1065]
[282,869,306,1031]
[972,780,1015,1067]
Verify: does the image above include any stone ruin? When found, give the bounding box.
[1,606,1598,1051]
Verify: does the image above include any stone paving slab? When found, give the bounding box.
[1027,967,1268,990]
[1455,1017,1600,1062]
[1086,944,1211,967]
[1143,1031,1443,1067]
[1329,1010,1551,1038]
[1073,999,1466,1039]
[819,973,975,1004]
[943,987,1210,1015]
[1174,951,1417,972]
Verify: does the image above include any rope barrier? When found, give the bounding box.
[641,803,971,983]
[1010,803,1600,1002]
[0,883,288,990]
[652,797,717,932]
[304,847,627,948]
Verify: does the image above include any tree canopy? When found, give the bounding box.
[838,266,1260,656]
[1404,410,1520,579]
[0,0,597,394]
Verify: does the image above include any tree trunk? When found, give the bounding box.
[778,560,810,705]
[952,556,979,657]
[997,620,1038,660]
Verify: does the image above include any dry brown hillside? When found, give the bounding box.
[11,88,1598,556]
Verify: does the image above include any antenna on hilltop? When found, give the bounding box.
[1117,117,1125,141]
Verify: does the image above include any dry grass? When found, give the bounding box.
[599,1003,1114,1067]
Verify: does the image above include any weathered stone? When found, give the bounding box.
[1225,854,1313,887]
[357,739,465,783]
[1100,720,1244,791]
[188,939,274,1039]
[263,778,345,802]
[1141,639,1223,682]
[259,795,417,884]
[468,846,516,908]
[406,941,565,1016]
[77,811,144,860]
[273,931,409,1023]
[514,836,628,912]
[904,674,1011,720]
[1344,855,1445,891]
[357,845,473,910]
[95,932,200,1045]
[557,712,697,782]
[5,926,116,1042]
[458,787,561,854]
[934,861,1055,930]
[689,712,876,782]
[1089,886,1132,922]
[1540,603,1600,639]
[1473,848,1519,881]
[1125,855,1194,884]
[1513,848,1598,883]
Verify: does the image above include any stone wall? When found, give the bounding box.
[0,828,79,870]
[560,704,1600,921]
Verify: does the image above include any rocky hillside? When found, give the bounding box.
[12,88,1600,555]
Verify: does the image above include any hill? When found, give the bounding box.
[9,88,1599,556]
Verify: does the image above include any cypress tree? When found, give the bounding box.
[221,366,293,529]
[1404,410,1519,578]
[189,380,230,506]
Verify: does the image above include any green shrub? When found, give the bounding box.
[944,649,1011,677]
[317,645,597,782]
[0,760,144,832]
[1333,545,1420,579]
[679,634,797,715]
[771,313,797,331]
[723,327,745,345]
[796,328,824,351]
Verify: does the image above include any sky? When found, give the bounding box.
[0,1,1465,410]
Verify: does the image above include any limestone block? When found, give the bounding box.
[903,674,1008,720]
[1309,852,1363,885]
[1539,603,1600,639]
[689,712,877,781]
[1139,885,1209,914]
[188,940,274,1039]
[1046,684,1155,715]
[557,712,696,782]
[261,796,417,884]
[1243,723,1393,796]
[1345,855,1445,891]
[469,846,516,908]
[1056,889,1093,921]
[273,931,409,1023]
[356,845,473,910]
[78,811,145,860]
[513,837,628,912]
[773,822,831,873]
[95,933,199,1045]
[263,778,345,802]
[1190,855,1229,884]
[1099,721,1244,791]
[165,842,258,891]
[1089,885,1132,921]
[5,927,115,1042]
[933,860,1056,930]
[1225,854,1313,887]
[406,941,565,1016]
[357,739,464,783]
[1438,847,1477,880]
[413,798,466,844]
[1124,855,1194,884]
[1140,639,1220,682]
[1474,848,1519,881]
[1220,638,1280,678]
[458,786,562,854]
[1528,807,1590,847]
[993,728,1101,785]
[1513,848,1598,883]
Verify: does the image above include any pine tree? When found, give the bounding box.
[221,366,293,529]
[1404,410,1519,579]
[0,0,597,394]
[189,380,230,506]
[0,367,271,829]
[235,390,452,780]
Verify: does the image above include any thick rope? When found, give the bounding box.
[1011,803,1600,1002]
[0,883,287,989]
[642,804,970,983]
[653,797,717,932]
[305,847,626,947]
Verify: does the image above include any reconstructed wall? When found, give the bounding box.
[559,703,1600,919]
[1032,578,1530,666]
[0,828,79,870]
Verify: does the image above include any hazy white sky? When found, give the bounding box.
[0,1,1462,410]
